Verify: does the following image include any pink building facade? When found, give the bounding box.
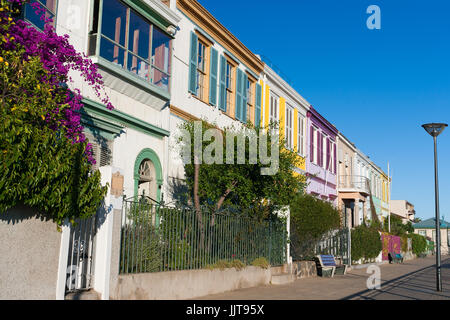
[306,107,338,206]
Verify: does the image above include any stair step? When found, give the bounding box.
[271,273,295,285]
[65,290,100,300]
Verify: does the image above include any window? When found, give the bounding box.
[419,230,426,236]
[84,132,113,172]
[297,115,305,156]
[322,134,327,169]
[225,61,234,114]
[246,78,254,122]
[285,105,293,150]
[93,0,171,91]
[312,126,318,165]
[137,159,157,202]
[269,93,279,130]
[330,141,336,174]
[196,40,207,100]
[24,0,57,31]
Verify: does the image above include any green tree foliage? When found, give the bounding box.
[0,41,107,226]
[289,194,341,259]
[351,224,382,262]
[177,120,305,219]
[383,215,414,236]
[408,233,428,255]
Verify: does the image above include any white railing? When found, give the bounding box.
[338,175,370,194]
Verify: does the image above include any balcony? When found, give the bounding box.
[338,175,370,195]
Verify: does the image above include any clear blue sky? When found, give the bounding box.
[198,0,450,221]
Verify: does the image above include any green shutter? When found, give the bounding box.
[255,83,262,128]
[219,55,227,111]
[242,73,248,123]
[235,69,243,121]
[188,32,198,94]
[209,47,218,106]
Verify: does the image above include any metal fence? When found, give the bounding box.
[119,198,287,274]
[290,228,351,265]
[66,215,97,293]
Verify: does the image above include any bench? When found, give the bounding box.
[388,252,403,264]
[315,254,347,277]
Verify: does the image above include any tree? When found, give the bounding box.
[383,214,413,236]
[177,119,306,220]
[0,0,113,225]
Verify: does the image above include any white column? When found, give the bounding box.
[56,220,71,300]
[94,166,124,300]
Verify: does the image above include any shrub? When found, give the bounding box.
[351,224,382,263]
[120,223,162,273]
[290,194,341,260]
[251,257,270,269]
[206,259,246,271]
[408,233,427,255]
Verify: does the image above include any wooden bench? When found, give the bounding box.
[388,252,403,264]
[316,254,347,277]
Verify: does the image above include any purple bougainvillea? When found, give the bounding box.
[1,0,114,164]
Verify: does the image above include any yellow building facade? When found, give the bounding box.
[260,64,309,176]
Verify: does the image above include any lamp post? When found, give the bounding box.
[422,123,448,292]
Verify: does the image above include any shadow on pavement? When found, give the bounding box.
[341,258,450,300]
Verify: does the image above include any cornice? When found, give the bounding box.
[264,64,310,112]
[177,0,264,75]
[308,106,338,135]
[142,0,181,25]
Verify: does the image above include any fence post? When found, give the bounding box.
[348,227,352,266]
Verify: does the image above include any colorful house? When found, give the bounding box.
[413,218,450,255]
[167,0,265,203]
[260,63,309,177]
[306,107,338,206]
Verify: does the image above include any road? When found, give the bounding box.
[194,255,450,300]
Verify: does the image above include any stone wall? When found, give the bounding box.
[293,261,317,278]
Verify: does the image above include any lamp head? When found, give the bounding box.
[422,123,448,137]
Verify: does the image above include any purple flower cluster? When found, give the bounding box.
[1,0,114,164]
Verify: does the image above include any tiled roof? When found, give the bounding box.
[413,218,450,229]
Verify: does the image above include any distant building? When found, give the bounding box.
[413,218,450,255]
[391,200,416,223]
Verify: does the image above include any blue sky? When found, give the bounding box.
[198,0,450,221]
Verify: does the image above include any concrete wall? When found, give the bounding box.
[0,206,62,299]
[111,266,272,300]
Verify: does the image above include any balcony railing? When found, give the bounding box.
[338,175,370,194]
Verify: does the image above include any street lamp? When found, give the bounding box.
[422,122,448,292]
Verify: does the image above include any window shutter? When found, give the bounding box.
[218,55,227,111]
[334,143,337,174]
[188,32,198,95]
[317,132,322,167]
[235,69,243,121]
[310,126,314,162]
[255,83,262,128]
[326,139,331,170]
[209,47,218,106]
[242,73,248,123]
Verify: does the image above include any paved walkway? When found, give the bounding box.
[194,255,450,300]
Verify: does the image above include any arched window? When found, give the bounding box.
[137,159,157,202]
[133,148,163,203]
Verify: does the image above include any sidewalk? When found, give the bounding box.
[193,255,450,300]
